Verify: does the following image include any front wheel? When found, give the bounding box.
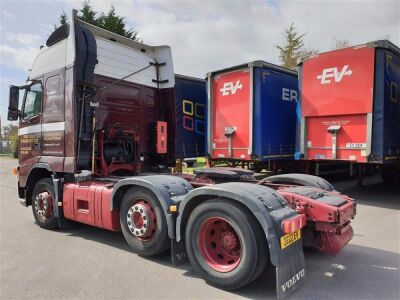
[120,187,169,256]
[32,178,59,230]
[185,199,268,290]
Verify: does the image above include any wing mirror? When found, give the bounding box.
[8,85,20,121]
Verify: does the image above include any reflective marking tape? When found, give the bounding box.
[42,122,65,132]
[18,124,41,136]
[18,122,65,136]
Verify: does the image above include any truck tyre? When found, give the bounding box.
[32,178,59,230]
[185,199,268,290]
[120,187,169,256]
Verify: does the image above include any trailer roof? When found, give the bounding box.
[175,74,206,83]
[298,40,400,65]
[206,60,297,78]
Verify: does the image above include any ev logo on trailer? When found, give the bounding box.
[220,81,243,96]
[317,65,353,84]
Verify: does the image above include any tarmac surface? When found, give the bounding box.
[0,156,399,299]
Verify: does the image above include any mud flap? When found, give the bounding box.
[171,239,188,266]
[276,250,306,299]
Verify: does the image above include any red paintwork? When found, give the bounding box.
[19,69,68,187]
[315,224,353,254]
[63,181,120,231]
[211,70,251,160]
[93,75,176,171]
[156,121,168,154]
[64,67,76,164]
[301,46,375,162]
[172,172,356,254]
[278,189,355,224]
[307,114,369,161]
[198,217,241,272]
[302,46,375,117]
[278,187,355,253]
[36,191,54,220]
[18,71,176,189]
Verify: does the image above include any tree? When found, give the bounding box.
[332,38,350,50]
[54,10,68,30]
[276,23,305,70]
[98,6,138,40]
[55,1,139,41]
[79,0,98,26]
[2,124,18,140]
[2,124,18,157]
[299,47,319,57]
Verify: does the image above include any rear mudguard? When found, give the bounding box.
[176,182,306,298]
[267,173,335,191]
[110,175,193,239]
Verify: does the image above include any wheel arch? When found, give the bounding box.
[266,173,335,191]
[24,163,54,206]
[110,175,193,239]
[176,182,299,267]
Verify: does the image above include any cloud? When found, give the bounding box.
[0,32,42,72]
[5,33,42,46]
[1,0,399,78]
[0,44,39,71]
[1,10,14,19]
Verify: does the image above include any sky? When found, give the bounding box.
[0,0,399,127]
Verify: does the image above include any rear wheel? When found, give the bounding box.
[32,178,59,230]
[185,199,268,290]
[120,187,169,256]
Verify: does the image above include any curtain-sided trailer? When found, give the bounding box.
[297,40,400,184]
[206,61,298,171]
[174,74,207,159]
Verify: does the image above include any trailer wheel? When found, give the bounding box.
[120,187,169,256]
[31,178,58,230]
[185,199,267,290]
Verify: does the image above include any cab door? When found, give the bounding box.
[19,81,43,183]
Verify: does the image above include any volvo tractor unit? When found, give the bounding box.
[8,11,356,298]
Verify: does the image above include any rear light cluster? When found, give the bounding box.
[281,214,306,234]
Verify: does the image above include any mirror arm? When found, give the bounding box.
[19,80,39,89]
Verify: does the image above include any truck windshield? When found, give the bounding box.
[23,83,42,120]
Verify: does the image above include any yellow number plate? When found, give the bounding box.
[280,230,301,249]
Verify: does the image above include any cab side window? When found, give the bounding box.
[23,83,42,120]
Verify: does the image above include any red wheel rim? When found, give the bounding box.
[198,217,242,272]
[126,199,157,241]
[34,191,53,221]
